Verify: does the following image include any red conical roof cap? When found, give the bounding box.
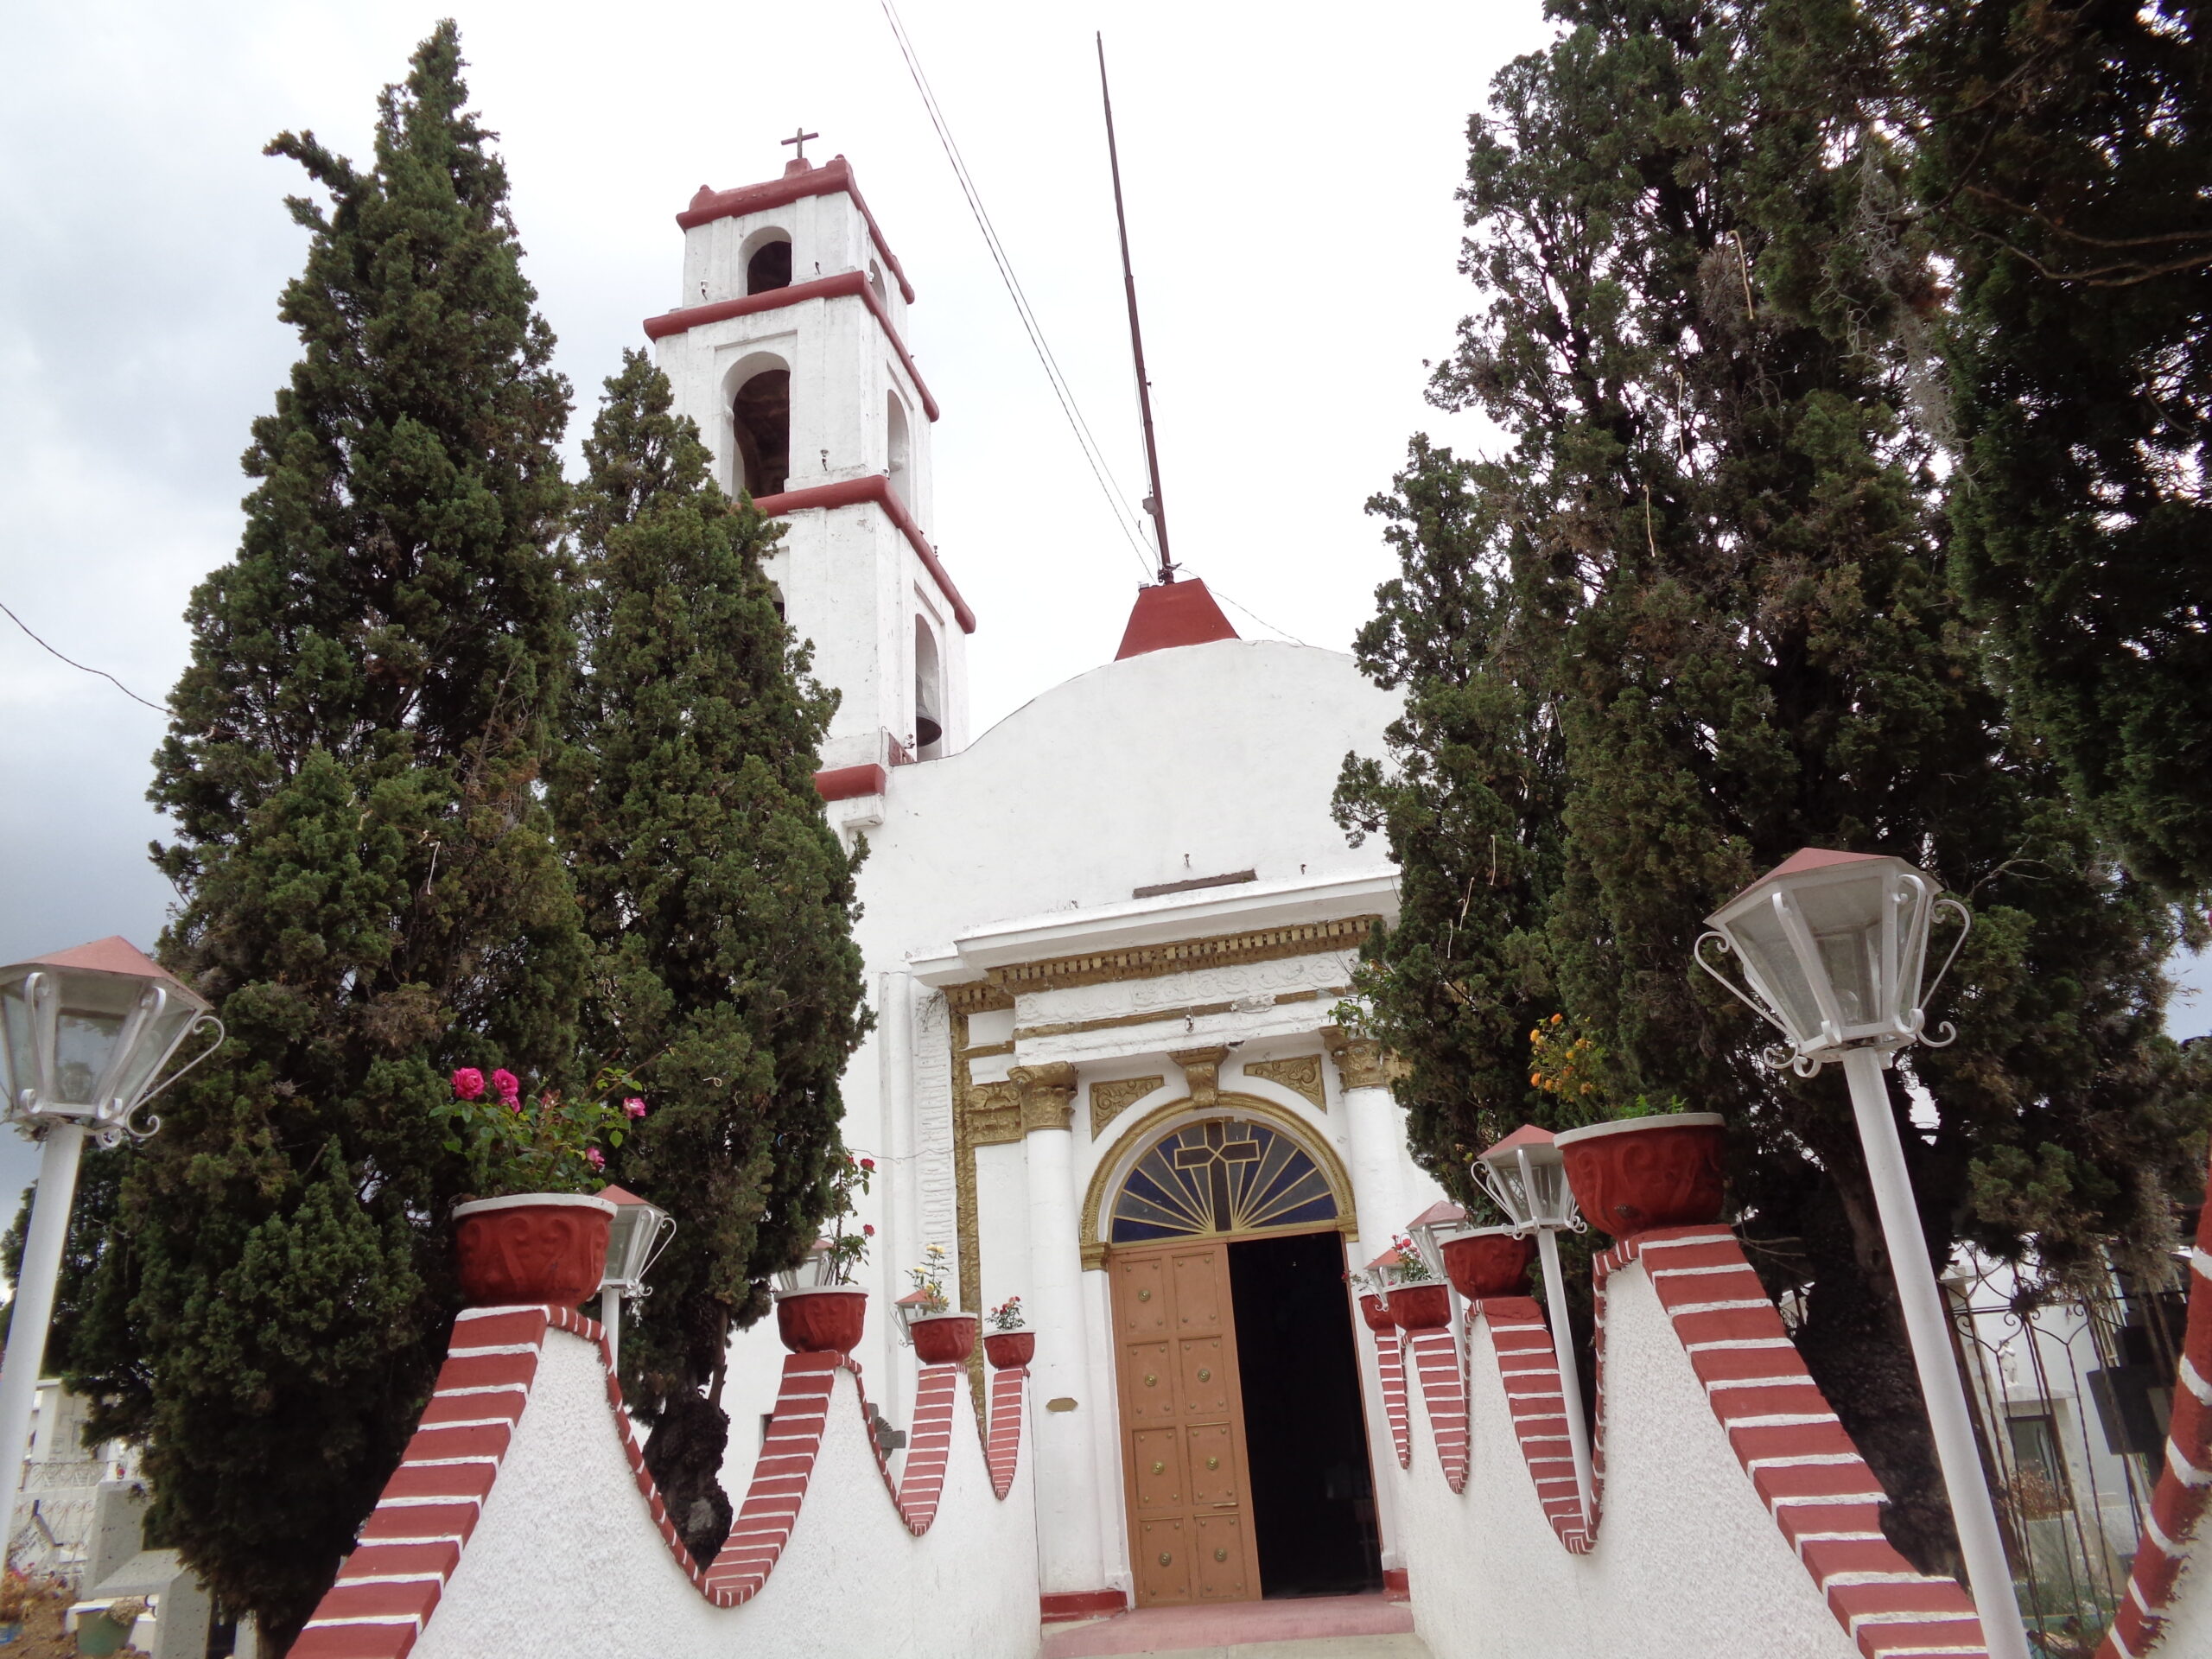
[18,937,186,987]
[1769,847,1885,878]
[1114,579,1239,659]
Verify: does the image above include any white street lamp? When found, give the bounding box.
[0,939,220,1566]
[1698,848,2025,1659]
[595,1185,675,1370]
[1473,1124,1594,1529]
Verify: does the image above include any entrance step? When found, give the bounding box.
[1042,1593,1426,1659]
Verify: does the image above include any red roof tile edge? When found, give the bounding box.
[2095,1150,2212,1659]
[289,1307,1029,1657]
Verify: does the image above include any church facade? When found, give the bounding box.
[645,151,1447,1614]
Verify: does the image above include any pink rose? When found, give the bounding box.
[624,1097,646,1118]
[586,1147,606,1171]
[860,1157,875,1170]
[451,1068,485,1101]
[862,1224,874,1236]
[492,1069,520,1105]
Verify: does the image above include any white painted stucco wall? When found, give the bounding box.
[1393,1261,1859,1659]
[414,1329,1037,1659]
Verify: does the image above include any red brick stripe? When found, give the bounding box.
[1364,1325,1411,1470]
[2097,1151,2212,1659]
[1595,1229,1990,1659]
[986,1364,1028,1500]
[291,1304,1032,1655]
[1470,1295,1594,1553]
[1407,1328,1469,1494]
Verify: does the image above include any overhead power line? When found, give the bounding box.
[0,599,167,713]
[877,0,1158,582]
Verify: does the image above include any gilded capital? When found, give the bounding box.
[1010,1062,1079,1135]
[1322,1026,1389,1092]
[1168,1046,1231,1109]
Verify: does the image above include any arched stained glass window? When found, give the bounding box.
[1109,1119,1338,1243]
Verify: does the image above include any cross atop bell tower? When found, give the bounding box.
[644,153,974,833]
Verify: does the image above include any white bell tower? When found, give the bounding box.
[647,147,974,828]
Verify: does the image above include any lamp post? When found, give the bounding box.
[1698,848,2026,1659]
[595,1185,675,1371]
[1473,1124,1593,1530]
[0,938,219,1567]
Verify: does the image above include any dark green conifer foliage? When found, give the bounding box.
[552,352,869,1567]
[1338,0,2206,1574]
[1885,0,2212,898]
[67,25,585,1645]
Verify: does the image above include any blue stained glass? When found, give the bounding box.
[1109,1118,1338,1243]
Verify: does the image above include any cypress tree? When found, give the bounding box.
[552,352,869,1567]
[1887,0,2212,899]
[1338,0,2207,1574]
[67,25,584,1644]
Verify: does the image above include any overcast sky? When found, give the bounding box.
[1,1,2204,1217]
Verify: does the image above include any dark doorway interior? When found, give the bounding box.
[731,370,791,497]
[1228,1230,1383,1599]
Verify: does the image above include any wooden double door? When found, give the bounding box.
[1109,1238,1262,1606]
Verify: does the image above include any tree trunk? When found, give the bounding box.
[642,1389,734,1567]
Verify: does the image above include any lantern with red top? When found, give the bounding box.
[0,938,222,1573]
[594,1184,676,1368]
[1697,849,2024,1659]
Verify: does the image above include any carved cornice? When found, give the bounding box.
[944,982,1015,1014]
[1323,1025,1389,1092]
[1168,1046,1230,1109]
[1009,1063,1077,1135]
[1090,1076,1163,1140]
[1243,1053,1326,1111]
[982,916,1377,998]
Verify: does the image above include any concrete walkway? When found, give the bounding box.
[1042,1593,1427,1659]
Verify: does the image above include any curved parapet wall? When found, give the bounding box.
[1377,1226,1991,1659]
[290,1306,1034,1659]
[2097,1153,2212,1658]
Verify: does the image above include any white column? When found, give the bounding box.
[1326,1028,1409,1249]
[1012,1064,1107,1594]
[878,974,918,1412]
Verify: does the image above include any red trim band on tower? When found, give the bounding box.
[753,474,976,633]
[642,269,940,423]
[813,763,889,803]
[677,156,916,303]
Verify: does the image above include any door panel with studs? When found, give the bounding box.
[1111,1239,1261,1606]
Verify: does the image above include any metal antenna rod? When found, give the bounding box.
[1097,34,1173,583]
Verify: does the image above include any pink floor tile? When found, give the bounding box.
[1042,1593,1415,1657]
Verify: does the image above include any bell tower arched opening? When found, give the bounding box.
[745,232,792,296]
[886,392,912,503]
[732,370,791,498]
[912,616,943,757]
[1101,1105,1382,1609]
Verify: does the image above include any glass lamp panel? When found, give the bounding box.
[1893,876,1935,1029]
[48,974,144,1109]
[1791,868,1904,1036]
[1475,1160,1534,1229]
[1521,1157,1575,1229]
[0,975,39,1107]
[1719,893,1827,1045]
[104,992,203,1116]
[603,1206,644,1287]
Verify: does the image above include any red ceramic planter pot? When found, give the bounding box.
[453,1194,614,1308]
[909,1312,979,1365]
[1356,1294,1395,1335]
[1555,1113,1727,1241]
[1388,1282,1453,1332]
[984,1331,1036,1370]
[1441,1229,1535,1299]
[776,1286,869,1355]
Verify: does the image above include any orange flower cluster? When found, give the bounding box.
[1528,1012,1603,1101]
